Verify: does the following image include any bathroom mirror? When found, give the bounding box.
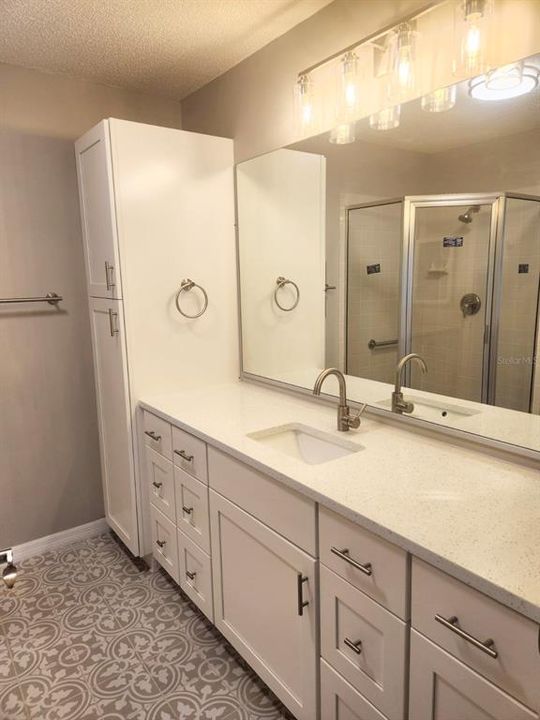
[237,51,540,455]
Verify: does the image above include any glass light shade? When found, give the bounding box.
[295,74,315,131]
[329,122,356,144]
[456,0,492,76]
[421,85,457,112]
[393,23,417,95]
[469,63,539,100]
[369,105,401,131]
[339,51,360,118]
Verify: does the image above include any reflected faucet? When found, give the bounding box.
[392,353,428,414]
[313,368,366,431]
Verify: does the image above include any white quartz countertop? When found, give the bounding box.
[140,381,540,623]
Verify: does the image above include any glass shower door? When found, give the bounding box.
[407,200,495,403]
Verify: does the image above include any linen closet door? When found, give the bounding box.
[88,297,138,554]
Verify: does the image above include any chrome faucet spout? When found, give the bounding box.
[392,353,428,414]
[313,368,366,432]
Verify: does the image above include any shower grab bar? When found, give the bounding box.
[0,292,63,306]
[368,338,398,350]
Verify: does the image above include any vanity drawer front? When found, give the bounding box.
[208,446,316,555]
[412,558,540,710]
[172,426,208,483]
[175,466,210,553]
[321,565,407,720]
[143,411,172,459]
[319,506,408,618]
[150,505,179,583]
[177,528,213,622]
[321,659,389,720]
[146,448,175,522]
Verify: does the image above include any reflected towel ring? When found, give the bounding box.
[274,276,300,311]
[175,278,208,319]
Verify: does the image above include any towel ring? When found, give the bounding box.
[274,276,300,312]
[175,278,208,319]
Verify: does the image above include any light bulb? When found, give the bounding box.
[421,85,457,112]
[329,122,356,144]
[459,0,491,75]
[394,23,416,95]
[295,74,314,131]
[369,105,401,131]
[340,51,359,116]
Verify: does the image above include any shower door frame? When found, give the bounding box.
[401,193,503,404]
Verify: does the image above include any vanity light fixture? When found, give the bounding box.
[329,122,356,144]
[456,0,492,75]
[369,105,401,130]
[421,85,457,112]
[295,73,315,131]
[469,62,539,100]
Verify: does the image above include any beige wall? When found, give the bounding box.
[0,65,181,547]
[180,0,426,161]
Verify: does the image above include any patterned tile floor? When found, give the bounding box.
[0,532,290,720]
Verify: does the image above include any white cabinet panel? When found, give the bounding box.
[210,489,317,720]
[321,659,389,720]
[75,121,122,299]
[88,297,138,554]
[143,411,172,460]
[177,528,213,622]
[150,505,179,583]
[175,467,210,553]
[409,631,538,720]
[172,426,208,483]
[146,448,175,522]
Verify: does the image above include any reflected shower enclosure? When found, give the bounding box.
[346,193,540,413]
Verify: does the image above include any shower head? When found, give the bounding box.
[458,205,480,224]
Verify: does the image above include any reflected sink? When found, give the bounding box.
[375,395,480,421]
[247,423,362,465]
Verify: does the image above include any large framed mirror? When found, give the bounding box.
[236,50,540,456]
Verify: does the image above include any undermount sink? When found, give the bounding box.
[247,423,362,465]
[376,395,480,421]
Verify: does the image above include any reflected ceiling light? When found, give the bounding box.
[1,549,17,589]
[329,122,356,144]
[295,73,315,131]
[393,22,417,95]
[421,85,457,112]
[369,105,401,130]
[339,51,360,116]
[469,62,539,100]
[456,0,492,75]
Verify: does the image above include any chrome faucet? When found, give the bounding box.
[313,368,366,431]
[392,353,428,414]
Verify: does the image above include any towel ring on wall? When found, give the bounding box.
[175,278,208,318]
[274,276,300,312]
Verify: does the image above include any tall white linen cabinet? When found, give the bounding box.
[75,119,237,556]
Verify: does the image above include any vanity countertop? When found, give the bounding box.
[140,381,540,623]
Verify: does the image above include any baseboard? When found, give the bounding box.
[13,517,108,561]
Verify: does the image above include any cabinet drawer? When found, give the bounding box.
[177,528,213,622]
[321,659,389,720]
[143,411,172,459]
[321,566,407,720]
[319,506,408,618]
[412,559,540,711]
[410,630,539,720]
[175,466,210,553]
[208,446,316,555]
[146,448,175,522]
[150,505,178,583]
[172,426,208,483]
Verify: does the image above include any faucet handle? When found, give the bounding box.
[347,403,367,429]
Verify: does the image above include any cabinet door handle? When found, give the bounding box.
[152,481,163,490]
[156,539,166,549]
[105,261,115,290]
[108,309,119,337]
[182,505,193,515]
[145,430,161,442]
[435,614,498,659]
[297,574,309,616]
[344,638,363,655]
[186,570,196,580]
[331,547,372,576]
[174,449,194,462]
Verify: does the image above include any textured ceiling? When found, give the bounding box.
[0,0,333,99]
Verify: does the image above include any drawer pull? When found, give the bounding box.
[186,570,197,580]
[344,637,363,655]
[174,449,194,462]
[331,547,372,576]
[297,574,309,616]
[182,505,194,515]
[145,430,162,442]
[152,481,163,490]
[435,614,498,659]
[156,539,166,549]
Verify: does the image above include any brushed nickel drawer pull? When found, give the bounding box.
[152,481,163,489]
[186,570,196,580]
[435,614,498,659]
[297,574,309,616]
[156,539,166,549]
[108,308,119,337]
[175,449,194,462]
[145,430,161,442]
[105,261,115,290]
[344,638,363,655]
[331,547,372,576]
[182,505,193,515]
